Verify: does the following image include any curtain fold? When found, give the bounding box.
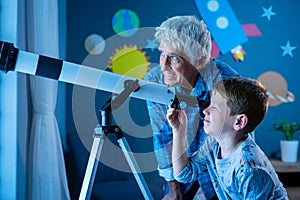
[28,77,70,199]
[22,0,70,199]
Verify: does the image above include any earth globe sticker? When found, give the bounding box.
[111,9,140,37]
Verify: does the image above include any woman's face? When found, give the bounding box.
[159,44,199,89]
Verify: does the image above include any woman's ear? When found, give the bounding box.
[195,56,207,71]
[233,114,248,131]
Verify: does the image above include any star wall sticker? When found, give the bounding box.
[280,40,297,57]
[145,39,158,52]
[261,6,276,21]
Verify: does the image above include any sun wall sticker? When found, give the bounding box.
[107,45,150,79]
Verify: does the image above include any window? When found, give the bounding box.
[0,0,17,198]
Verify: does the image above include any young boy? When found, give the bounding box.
[167,77,288,199]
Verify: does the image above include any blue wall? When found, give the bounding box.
[66,0,300,159]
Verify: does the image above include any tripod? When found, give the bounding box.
[79,79,154,200]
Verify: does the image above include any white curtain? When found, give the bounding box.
[28,77,70,199]
[17,0,70,199]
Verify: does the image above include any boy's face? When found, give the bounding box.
[203,90,236,138]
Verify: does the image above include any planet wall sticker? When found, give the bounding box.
[257,71,295,107]
[111,9,140,37]
[84,34,105,55]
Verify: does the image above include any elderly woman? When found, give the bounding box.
[145,15,239,200]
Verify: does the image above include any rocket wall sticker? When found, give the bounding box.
[195,0,262,61]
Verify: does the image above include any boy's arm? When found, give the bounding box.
[172,125,188,176]
[167,108,216,177]
[166,108,189,176]
[236,167,287,199]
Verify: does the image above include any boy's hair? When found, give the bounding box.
[214,77,269,133]
[155,15,212,66]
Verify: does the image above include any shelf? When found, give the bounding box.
[270,159,300,199]
[286,186,300,200]
[270,159,300,173]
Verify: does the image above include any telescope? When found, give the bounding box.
[0,40,210,200]
[0,40,209,109]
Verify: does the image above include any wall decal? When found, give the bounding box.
[258,71,295,107]
[84,34,105,55]
[111,9,140,37]
[261,5,276,21]
[211,24,262,60]
[280,40,297,57]
[195,0,247,57]
[107,44,150,79]
[145,39,158,52]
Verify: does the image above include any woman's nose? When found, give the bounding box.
[160,57,171,71]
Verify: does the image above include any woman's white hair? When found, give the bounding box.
[155,15,212,66]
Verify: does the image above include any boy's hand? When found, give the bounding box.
[166,107,187,132]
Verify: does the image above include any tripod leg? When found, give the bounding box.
[118,137,154,200]
[79,125,104,200]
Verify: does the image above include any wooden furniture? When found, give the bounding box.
[270,159,300,173]
[270,159,300,200]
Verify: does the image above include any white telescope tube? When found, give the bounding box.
[1,41,208,108]
[12,47,175,106]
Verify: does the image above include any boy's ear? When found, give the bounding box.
[233,114,248,131]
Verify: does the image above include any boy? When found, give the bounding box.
[167,77,288,199]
